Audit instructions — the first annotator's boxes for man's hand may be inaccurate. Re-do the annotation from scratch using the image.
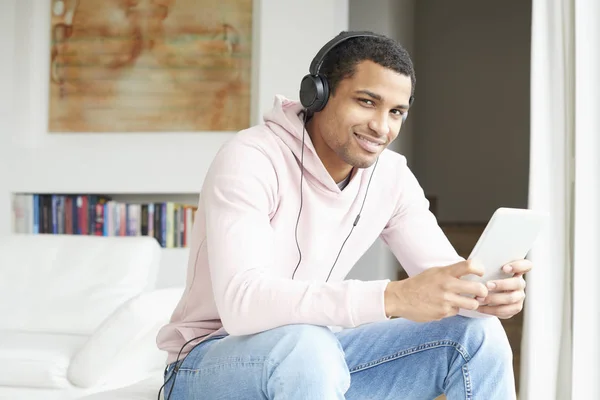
[384,260,489,322]
[476,259,532,319]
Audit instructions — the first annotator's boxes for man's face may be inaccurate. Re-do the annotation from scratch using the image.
[311,60,413,173]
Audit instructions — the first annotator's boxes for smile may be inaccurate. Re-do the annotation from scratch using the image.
[354,132,384,153]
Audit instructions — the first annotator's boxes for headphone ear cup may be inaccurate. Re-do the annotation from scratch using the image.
[300,74,329,113]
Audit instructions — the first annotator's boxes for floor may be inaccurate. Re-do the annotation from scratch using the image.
[400,223,524,400]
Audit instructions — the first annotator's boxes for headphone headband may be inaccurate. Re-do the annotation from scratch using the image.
[300,31,414,114]
[309,31,380,76]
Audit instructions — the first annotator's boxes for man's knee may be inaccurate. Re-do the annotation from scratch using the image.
[265,324,350,388]
[456,316,513,365]
[268,324,345,361]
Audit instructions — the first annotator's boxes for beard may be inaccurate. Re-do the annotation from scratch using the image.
[333,139,381,169]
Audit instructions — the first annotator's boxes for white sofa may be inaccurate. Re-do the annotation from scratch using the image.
[78,376,166,400]
[0,234,182,400]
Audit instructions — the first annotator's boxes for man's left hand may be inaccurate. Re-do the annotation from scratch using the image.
[476,259,532,319]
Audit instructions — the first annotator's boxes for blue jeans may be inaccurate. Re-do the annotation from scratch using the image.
[163,315,515,399]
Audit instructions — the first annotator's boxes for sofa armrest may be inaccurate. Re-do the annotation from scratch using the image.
[67,287,183,388]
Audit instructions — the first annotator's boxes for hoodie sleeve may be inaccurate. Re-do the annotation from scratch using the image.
[203,140,389,336]
[379,157,465,277]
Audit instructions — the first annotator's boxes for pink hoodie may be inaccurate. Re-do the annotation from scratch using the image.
[156,95,463,364]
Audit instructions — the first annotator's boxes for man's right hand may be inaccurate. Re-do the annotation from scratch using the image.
[384,260,489,322]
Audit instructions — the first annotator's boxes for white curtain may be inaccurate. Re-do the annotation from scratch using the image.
[521,0,600,399]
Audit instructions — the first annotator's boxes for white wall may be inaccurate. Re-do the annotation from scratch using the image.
[0,0,347,227]
[3,0,348,195]
[0,1,16,238]
[0,0,350,286]
[412,0,531,223]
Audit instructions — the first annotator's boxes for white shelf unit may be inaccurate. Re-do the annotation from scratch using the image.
[111,194,197,288]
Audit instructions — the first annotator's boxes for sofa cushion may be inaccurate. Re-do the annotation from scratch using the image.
[68,288,183,388]
[0,331,88,389]
[78,376,164,400]
[0,235,161,335]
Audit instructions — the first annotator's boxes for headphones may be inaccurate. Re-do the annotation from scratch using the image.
[299,31,413,123]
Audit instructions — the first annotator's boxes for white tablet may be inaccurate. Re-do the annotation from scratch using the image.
[462,207,548,284]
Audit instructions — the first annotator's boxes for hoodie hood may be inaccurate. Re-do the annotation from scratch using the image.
[262,95,355,192]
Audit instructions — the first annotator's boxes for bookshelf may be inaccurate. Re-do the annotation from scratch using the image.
[10,192,199,288]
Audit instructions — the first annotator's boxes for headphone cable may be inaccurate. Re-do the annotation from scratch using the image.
[157,333,209,400]
[292,109,378,282]
[325,157,378,282]
[291,111,309,280]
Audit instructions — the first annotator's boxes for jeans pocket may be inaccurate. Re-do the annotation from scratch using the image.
[169,334,229,374]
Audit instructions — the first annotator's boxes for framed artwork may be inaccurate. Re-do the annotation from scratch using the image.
[48,0,253,133]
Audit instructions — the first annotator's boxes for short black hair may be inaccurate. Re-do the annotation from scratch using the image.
[319,31,416,99]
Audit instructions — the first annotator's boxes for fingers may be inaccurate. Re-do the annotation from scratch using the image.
[450,278,488,298]
[482,290,526,306]
[502,259,533,275]
[447,293,480,312]
[486,276,526,292]
[448,260,485,278]
[477,302,523,319]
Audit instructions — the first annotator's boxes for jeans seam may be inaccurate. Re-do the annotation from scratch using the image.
[348,339,472,373]
[178,357,269,373]
[462,363,473,400]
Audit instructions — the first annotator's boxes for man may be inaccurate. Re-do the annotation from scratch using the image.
[156,31,531,399]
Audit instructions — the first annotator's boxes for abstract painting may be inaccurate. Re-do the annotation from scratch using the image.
[48,0,253,132]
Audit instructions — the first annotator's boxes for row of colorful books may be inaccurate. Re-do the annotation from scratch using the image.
[11,194,197,248]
